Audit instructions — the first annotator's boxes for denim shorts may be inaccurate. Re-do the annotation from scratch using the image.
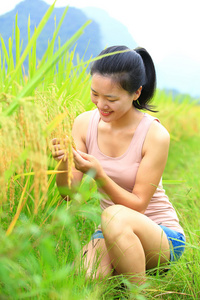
[159,225,186,261]
[91,225,186,262]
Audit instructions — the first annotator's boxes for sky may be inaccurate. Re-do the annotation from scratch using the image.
[0,0,200,96]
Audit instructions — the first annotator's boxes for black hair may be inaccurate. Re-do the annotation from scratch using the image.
[90,45,157,112]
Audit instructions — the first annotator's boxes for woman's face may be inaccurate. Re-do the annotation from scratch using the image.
[91,73,138,123]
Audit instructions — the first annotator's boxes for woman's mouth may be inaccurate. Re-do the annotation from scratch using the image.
[99,110,112,116]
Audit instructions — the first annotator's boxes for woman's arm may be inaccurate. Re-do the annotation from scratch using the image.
[51,111,92,197]
[73,121,170,213]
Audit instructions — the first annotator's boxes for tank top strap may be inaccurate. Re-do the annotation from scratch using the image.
[129,113,160,161]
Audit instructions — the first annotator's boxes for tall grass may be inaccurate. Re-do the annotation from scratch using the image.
[0,3,200,299]
[0,2,92,218]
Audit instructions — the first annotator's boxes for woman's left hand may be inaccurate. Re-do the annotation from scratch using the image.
[72,149,104,179]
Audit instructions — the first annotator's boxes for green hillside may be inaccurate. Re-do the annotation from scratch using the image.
[0,0,102,69]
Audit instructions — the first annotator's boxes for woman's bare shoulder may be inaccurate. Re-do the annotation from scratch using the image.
[150,120,170,143]
[74,110,94,123]
[143,120,170,155]
[72,110,95,142]
[73,110,94,131]
[146,121,170,147]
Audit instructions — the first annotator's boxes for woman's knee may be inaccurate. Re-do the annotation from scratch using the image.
[101,205,123,228]
[101,205,141,228]
[101,205,132,242]
[101,205,149,241]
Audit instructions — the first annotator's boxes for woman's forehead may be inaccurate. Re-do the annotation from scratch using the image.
[91,73,120,91]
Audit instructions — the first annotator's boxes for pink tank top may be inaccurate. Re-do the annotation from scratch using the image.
[86,109,184,235]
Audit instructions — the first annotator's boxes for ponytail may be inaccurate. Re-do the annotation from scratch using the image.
[134,47,157,112]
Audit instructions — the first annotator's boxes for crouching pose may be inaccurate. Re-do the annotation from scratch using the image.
[51,46,185,285]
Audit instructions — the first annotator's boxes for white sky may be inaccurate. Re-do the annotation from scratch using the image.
[69,0,200,65]
[0,0,200,95]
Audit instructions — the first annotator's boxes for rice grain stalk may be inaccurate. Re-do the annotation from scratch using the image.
[9,176,15,212]
[6,176,30,236]
[0,114,21,204]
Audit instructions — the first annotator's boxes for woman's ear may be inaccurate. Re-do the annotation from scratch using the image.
[133,86,142,101]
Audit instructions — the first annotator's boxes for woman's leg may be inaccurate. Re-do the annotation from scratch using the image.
[101,205,171,285]
[82,238,113,279]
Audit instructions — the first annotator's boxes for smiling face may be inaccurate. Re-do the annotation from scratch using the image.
[91,73,141,123]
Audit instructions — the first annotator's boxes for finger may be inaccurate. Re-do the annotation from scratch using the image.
[52,137,71,149]
[52,149,66,158]
[72,149,87,163]
[52,139,63,147]
[72,148,78,156]
[50,145,61,154]
[52,144,62,151]
[54,154,66,161]
[73,149,84,162]
[72,148,80,161]
[77,150,91,161]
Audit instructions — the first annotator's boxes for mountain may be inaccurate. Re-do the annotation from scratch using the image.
[0,0,102,68]
[82,7,137,50]
[0,0,137,70]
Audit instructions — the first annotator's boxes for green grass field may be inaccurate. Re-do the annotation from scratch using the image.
[0,4,199,299]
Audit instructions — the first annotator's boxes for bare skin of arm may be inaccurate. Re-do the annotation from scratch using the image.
[51,111,92,197]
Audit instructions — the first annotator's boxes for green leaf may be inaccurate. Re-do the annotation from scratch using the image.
[4,0,57,92]
[39,5,69,65]
[0,35,9,66]
[0,20,90,121]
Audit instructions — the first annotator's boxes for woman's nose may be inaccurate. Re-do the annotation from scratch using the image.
[97,98,109,109]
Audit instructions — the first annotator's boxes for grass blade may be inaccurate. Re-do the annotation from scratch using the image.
[4,0,56,92]
[39,5,69,66]
[0,35,9,66]
[0,20,91,121]
[6,176,30,236]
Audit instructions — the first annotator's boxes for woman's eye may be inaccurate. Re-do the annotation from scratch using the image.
[108,99,117,102]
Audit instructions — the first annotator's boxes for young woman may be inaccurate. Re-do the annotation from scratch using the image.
[51,46,185,285]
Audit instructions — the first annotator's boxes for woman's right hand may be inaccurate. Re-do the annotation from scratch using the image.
[51,138,68,162]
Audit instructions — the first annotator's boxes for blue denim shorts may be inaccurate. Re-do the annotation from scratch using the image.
[159,225,186,261]
[91,226,186,262]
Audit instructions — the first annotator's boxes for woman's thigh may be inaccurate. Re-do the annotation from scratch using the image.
[101,205,171,270]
